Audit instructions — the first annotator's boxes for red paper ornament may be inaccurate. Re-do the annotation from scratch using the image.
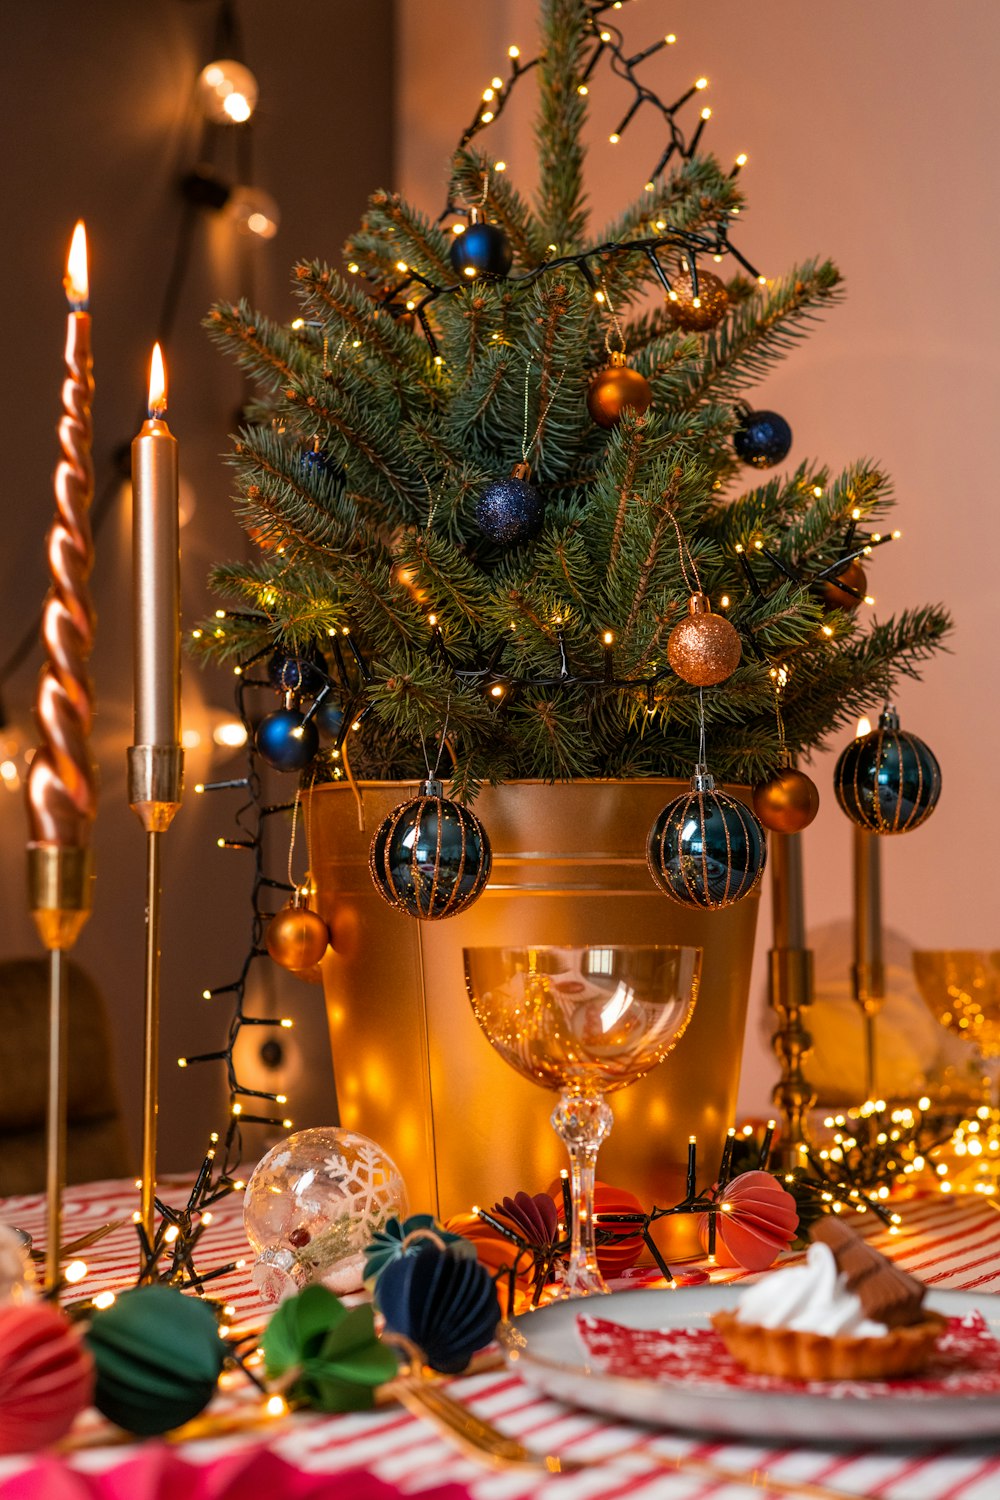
[697,1170,798,1272]
[548,1180,645,1279]
[0,1301,94,1453]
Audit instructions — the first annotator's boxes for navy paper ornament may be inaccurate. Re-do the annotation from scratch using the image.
[475,463,543,546]
[267,651,326,696]
[449,217,513,281]
[376,1242,500,1374]
[255,708,319,772]
[733,409,793,469]
[370,779,491,920]
[834,704,941,834]
[647,767,766,908]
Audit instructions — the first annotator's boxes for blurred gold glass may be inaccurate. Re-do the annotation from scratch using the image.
[913,951,1000,1190]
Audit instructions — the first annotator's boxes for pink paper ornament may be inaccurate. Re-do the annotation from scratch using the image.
[697,1169,799,1272]
[0,1301,93,1454]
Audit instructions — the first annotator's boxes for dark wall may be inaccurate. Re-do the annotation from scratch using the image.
[0,1,395,1172]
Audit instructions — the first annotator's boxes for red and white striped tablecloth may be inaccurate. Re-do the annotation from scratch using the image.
[2,1178,1000,1500]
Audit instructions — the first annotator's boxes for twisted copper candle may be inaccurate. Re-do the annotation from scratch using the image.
[27,223,97,849]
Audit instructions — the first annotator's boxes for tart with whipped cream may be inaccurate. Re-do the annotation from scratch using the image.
[712,1216,946,1380]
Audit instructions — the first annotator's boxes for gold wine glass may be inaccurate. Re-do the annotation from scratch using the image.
[463,945,701,1298]
[913,952,1000,1110]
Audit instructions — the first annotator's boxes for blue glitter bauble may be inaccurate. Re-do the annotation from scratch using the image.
[834,706,941,833]
[733,409,793,469]
[647,773,766,908]
[475,476,543,546]
[267,651,326,696]
[449,222,513,281]
[255,709,319,773]
[369,779,491,920]
[301,444,339,475]
[376,1242,500,1374]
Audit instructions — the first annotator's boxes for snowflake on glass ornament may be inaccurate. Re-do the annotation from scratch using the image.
[243,1127,407,1301]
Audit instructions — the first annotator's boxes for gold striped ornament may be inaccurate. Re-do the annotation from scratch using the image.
[369,778,492,920]
[647,766,766,909]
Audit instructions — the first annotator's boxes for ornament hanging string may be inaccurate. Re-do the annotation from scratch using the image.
[420,697,452,782]
[521,356,565,468]
[286,770,319,895]
[599,282,627,359]
[697,686,708,767]
[668,509,702,596]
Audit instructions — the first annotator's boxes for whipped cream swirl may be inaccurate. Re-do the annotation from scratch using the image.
[736,1241,887,1338]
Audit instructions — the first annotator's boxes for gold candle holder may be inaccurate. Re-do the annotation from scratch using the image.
[768,828,815,1169]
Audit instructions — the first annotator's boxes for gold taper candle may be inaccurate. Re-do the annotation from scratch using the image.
[128,343,182,1259]
[26,221,97,1292]
[131,344,180,751]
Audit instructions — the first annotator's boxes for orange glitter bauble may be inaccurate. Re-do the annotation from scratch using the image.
[586,357,653,429]
[667,593,742,686]
[667,268,729,332]
[266,901,330,971]
[752,765,820,834]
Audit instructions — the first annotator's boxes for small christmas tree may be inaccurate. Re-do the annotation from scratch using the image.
[199,0,949,802]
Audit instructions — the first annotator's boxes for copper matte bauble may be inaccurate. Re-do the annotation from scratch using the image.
[586,354,653,428]
[667,268,730,332]
[819,559,866,611]
[752,763,820,833]
[667,593,742,686]
[266,899,330,970]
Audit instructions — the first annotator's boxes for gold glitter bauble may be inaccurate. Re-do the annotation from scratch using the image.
[667,593,742,686]
[752,765,820,833]
[266,901,330,971]
[819,559,866,611]
[586,355,653,428]
[667,268,730,332]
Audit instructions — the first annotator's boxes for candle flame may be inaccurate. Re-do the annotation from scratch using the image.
[148,343,167,416]
[856,716,872,738]
[65,221,89,307]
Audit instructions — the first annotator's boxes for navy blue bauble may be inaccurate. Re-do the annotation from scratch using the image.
[449,221,513,281]
[733,409,793,469]
[315,697,346,740]
[475,473,543,546]
[369,778,491,920]
[255,709,319,773]
[834,705,941,834]
[376,1241,500,1374]
[301,444,336,473]
[647,770,766,908]
[267,651,326,696]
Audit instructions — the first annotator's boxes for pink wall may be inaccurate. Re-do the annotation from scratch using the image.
[398,1,1000,1113]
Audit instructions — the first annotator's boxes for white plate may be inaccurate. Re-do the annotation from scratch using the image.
[499,1285,1000,1444]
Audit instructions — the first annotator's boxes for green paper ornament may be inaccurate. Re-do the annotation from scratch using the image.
[262,1283,398,1412]
[84,1284,225,1436]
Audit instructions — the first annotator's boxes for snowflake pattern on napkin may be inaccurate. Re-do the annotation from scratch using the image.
[577,1311,1000,1399]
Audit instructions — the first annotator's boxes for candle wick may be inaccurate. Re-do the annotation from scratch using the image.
[63,280,89,313]
[148,401,167,420]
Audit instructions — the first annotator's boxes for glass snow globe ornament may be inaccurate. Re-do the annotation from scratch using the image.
[244,1127,406,1302]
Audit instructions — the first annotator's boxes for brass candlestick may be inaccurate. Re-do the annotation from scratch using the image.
[26,225,97,1292]
[768,829,815,1169]
[127,747,183,1252]
[853,825,885,1100]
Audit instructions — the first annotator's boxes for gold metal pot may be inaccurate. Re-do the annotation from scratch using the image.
[309,779,760,1250]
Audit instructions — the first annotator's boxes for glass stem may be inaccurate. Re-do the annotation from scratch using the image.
[551,1087,614,1296]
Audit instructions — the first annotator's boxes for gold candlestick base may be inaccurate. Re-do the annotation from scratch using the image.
[27,842,94,1292]
[128,744,183,1259]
